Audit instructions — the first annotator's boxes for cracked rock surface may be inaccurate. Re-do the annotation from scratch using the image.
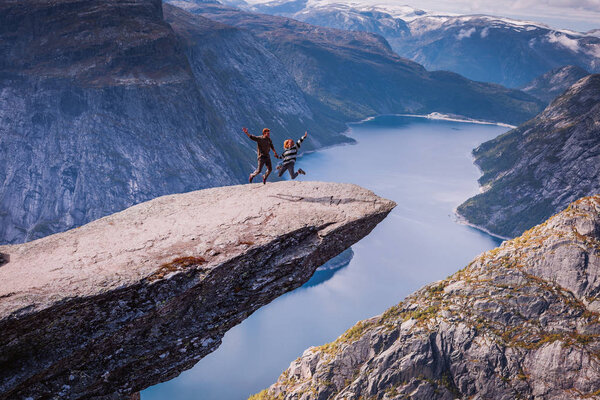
[0,181,395,400]
[256,195,600,400]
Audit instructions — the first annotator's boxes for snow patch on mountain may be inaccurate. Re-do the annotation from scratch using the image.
[546,32,581,52]
[456,26,476,39]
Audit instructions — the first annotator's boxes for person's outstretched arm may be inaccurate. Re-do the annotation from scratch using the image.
[270,141,280,159]
[297,131,308,147]
[242,127,257,141]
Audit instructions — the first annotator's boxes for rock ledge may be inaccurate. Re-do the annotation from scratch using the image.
[0,181,395,400]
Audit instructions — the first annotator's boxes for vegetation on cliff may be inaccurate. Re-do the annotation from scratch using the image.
[255,195,600,399]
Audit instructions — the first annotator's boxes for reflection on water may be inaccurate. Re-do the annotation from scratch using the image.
[142,116,506,400]
[304,248,354,288]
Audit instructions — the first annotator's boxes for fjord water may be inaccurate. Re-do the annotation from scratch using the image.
[143,115,506,400]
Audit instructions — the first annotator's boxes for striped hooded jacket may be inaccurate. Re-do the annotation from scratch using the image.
[282,136,305,166]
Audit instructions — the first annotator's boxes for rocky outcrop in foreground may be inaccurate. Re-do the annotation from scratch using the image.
[254,196,600,400]
[458,74,600,238]
[0,182,395,400]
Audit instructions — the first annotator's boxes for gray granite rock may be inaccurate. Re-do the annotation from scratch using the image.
[254,195,600,400]
[0,181,395,400]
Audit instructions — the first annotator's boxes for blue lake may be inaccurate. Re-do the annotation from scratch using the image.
[142,115,507,400]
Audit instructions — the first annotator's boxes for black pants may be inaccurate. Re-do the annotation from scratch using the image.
[278,162,299,179]
[250,156,272,180]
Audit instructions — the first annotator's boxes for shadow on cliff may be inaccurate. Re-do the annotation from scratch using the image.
[270,194,375,205]
[0,253,9,267]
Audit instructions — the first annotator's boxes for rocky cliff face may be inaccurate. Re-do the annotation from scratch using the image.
[253,195,600,400]
[522,65,590,104]
[0,181,395,400]
[457,74,600,238]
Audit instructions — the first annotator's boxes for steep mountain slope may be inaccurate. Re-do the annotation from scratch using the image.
[243,1,600,88]
[0,0,348,245]
[163,4,349,149]
[521,65,590,104]
[170,1,543,124]
[457,74,600,238]
[0,0,231,244]
[252,195,600,400]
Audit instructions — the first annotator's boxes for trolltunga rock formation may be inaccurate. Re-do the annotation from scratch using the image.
[255,195,600,400]
[0,181,395,400]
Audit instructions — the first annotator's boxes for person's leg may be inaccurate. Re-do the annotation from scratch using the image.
[279,163,291,179]
[249,158,264,183]
[262,157,272,184]
[288,162,299,179]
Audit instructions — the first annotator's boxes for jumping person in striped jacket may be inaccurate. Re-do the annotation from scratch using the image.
[277,131,308,179]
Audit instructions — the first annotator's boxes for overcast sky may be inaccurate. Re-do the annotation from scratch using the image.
[371,0,600,31]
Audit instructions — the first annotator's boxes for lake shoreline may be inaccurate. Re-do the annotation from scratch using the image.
[358,112,517,129]
[453,209,512,241]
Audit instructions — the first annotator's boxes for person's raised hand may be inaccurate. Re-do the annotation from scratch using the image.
[303,131,308,139]
[242,127,248,134]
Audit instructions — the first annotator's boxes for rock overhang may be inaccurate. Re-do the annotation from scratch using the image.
[0,181,395,399]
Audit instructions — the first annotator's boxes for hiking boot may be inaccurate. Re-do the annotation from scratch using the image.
[298,168,306,175]
[249,175,254,183]
[262,175,267,184]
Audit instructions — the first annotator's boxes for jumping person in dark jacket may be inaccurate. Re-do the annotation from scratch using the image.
[243,127,280,184]
[277,131,307,179]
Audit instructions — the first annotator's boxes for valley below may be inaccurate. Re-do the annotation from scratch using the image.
[143,115,508,399]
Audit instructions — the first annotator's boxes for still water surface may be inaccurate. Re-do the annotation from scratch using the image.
[143,115,507,400]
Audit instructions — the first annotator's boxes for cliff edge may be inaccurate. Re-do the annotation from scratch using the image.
[0,181,395,400]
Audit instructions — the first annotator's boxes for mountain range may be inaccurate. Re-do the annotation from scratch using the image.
[239,0,600,88]
[167,0,544,124]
